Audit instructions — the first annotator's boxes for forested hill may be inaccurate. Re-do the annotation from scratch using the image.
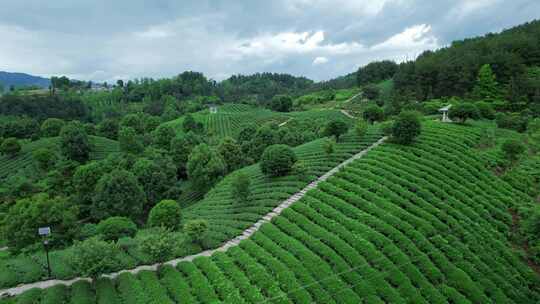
[393,20,540,102]
[0,72,50,91]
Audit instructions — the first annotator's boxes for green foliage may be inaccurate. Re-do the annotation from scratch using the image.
[362,105,384,123]
[60,121,91,163]
[73,161,109,214]
[501,139,526,162]
[152,124,175,150]
[187,143,226,191]
[170,132,202,176]
[355,119,369,138]
[292,160,310,182]
[182,114,203,134]
[217,137,244,173]
[92,169,145,221]
[472,64,502,102]
[0,137,21,157]
[70,237,123,278]
[138,228,178,263]
[270,95,293,112]
[132,157,176,207]
[97,119,119,140]
[391,111,422,145]
[363,84,380,100]
[118,127,143,154]
[40,118,65,137]
[260,144,297,177]
[323,138,335,156]
[184,219,209,244]
[357,60,398,85]
[449,103,480,123]
[495,112,529,133]
[231,172,251,202]
[148,200,182,230]
[323,120,349,141]
[97,216,137,241]
[32,147,57,171]
[475,101,495,120]
[4,193,78,252]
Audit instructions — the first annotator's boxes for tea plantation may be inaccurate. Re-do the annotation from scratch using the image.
[3,122,537,303]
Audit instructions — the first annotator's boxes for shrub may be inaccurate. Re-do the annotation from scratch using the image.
[231,172,251,202]
[97,216,137,241]
[380,121,393,136]
[118,127,143,154]
[40,118,65,137]
[152,125,175,150]
[501,139,526,162]
[148,200,182,230]
[70,237,122,278]
[448,103,480,123]
[184,219,209,245]
[60,121,91,163]
[292,160,310,182]
[323,120,349,141]
[32,148,57,171]
[0,137,21,157]
[363,84,380,100]
[362,105,384,123]
[355,119,369,138]
[260,144,297,177]
[323,138,335,156]
[475,101,495,120]
[270,95,293,112]
[138,228,178,263]
[495,113,528,133]
[391,111,422,145]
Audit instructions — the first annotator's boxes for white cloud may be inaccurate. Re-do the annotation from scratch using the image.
[313,56,329,65]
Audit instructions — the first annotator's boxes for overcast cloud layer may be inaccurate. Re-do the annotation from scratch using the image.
[1,0,539,82]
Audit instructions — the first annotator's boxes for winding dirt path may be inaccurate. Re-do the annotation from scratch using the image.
[0,137,387,298]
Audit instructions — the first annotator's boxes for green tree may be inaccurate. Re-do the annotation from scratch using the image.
[362,105,384,124]
[182,114,203,133]
[449,103,480,123]
[148,200,182,230]
[472,64,502,102]
[391,111,422,145]
[355,119,369,138]
[32,147,57,171]
[40,118,65,137]
[323,138,335,156]
[363,84,380,100]
[501,139,526,162]
[152,125,176,150]
[133,158,176,207]
[118,127,143,154]
[170,132,202,177]
[231,172,251,202]
[70,237,123,278]
[292,160,310,182]
[323,120,349,142]
[4,194,78,252]
[138,228,178,263]
[475,101,495,120]
[0,137,21,157]
[73,161,109,215]
[184,219,209,245]
[92,169,145,221]
[260,144,297,177]
[270,95,293,112]
[218,137,244,173]
[97,216,137,241]
[60,121,91,163]
[120,114,145,134]
[97,119,119,140]
[187,144,227,190]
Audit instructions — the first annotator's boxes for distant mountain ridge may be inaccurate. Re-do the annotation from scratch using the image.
[0,71,50,90]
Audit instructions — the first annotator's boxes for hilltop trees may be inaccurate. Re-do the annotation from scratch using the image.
[260,144,297,177]
[391,111,422,145]
[60,122,91,163]
[357,60,398,85]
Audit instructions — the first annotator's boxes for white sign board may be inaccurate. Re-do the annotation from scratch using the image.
[38,227,51,236]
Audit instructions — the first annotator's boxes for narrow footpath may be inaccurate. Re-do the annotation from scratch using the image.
[0,136,387,298]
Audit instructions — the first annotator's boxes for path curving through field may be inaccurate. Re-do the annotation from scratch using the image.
[0,136,387,298]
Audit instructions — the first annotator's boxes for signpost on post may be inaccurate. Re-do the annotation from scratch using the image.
[38,227,52,279]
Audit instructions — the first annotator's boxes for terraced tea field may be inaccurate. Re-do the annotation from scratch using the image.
[4,121,537,303]
[0,136,120,180]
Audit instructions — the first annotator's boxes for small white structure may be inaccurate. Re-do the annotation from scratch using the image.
[439,105,452,122]
[209,104,218,114]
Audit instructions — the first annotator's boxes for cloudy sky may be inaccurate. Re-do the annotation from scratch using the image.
[1,0,539,82]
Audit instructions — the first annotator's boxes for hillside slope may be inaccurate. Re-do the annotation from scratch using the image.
[4,121,538,303]
[0,72,50,90]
